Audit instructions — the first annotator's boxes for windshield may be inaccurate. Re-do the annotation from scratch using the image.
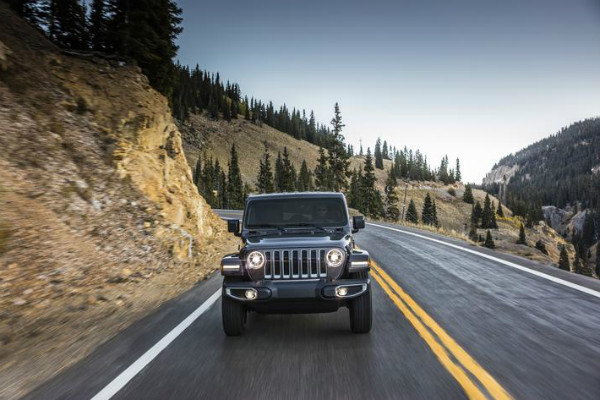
[245,197,348,228]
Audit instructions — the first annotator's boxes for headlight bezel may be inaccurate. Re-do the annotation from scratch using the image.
[326,248,346,268]
[246,251,265,269]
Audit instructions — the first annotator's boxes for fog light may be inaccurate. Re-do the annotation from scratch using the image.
[336,287,348,297]
[245,289,257,300]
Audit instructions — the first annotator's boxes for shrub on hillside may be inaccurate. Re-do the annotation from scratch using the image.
[483,230,495,249]
[535,240,548,255]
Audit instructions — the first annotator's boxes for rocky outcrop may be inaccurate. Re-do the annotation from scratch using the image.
[542,206,571,232]
[482,164,519,186]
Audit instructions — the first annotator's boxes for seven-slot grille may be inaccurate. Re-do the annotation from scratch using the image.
[263,249,328,279]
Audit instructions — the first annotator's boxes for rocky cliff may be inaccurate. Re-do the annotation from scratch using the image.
[0,5,235,398]
[481,164,519,186]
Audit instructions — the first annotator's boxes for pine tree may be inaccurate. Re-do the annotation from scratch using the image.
[382,140,389,159]
[361,148,379,218]
[582,213,596,248]
[438,155,450,184]
[256,145,274,193]
[516,223,526,245]
[193,157,202,186]
[8,0,41,24]
[274,151,284,192]
[455,158,462,182]
[463,184,474,204]
[89,0,108,51]
[280,147,295,192]
[490,202,498,229]
[347,169,363,211]
[432,199,439,227]
[314,147,330,191]
[218,170,227,209]
[406,199,419,224]
[106,0,183,96]
[208,96,219,120]
[481,194,493,228]
[385,169,400,221]
[200,155,216,206]
[226,144,244,209]
[484,230,495,249]
[297,160,312,191]
[374,138,384,169]
[374,190,386,218]
[468,224,478,242]
[244,101,251,120]
[222,99,231,121]
[46,0,89,50]
[496,200,505,218]
[471,201,483,226]
[558,246,570,271]
[422,193,435,226]
[327,103,350,191]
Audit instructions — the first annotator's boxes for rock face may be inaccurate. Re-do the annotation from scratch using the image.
[543,206,571,232]
[0,5,235,397]
[481,164,519,186]
[542,206,589,237]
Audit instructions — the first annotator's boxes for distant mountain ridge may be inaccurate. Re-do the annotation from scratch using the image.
[483,118,600,210]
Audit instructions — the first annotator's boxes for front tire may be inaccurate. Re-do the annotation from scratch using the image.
[222,294,246,336]
[349,272,372,334]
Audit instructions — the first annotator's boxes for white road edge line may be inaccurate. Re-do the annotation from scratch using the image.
[367,222,600,300]
[91,289,222,400]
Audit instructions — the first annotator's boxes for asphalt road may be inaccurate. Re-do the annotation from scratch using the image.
[24,210,600,400]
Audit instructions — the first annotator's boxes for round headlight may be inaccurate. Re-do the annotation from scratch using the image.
[326,249,345,268]
[247,251,265,269]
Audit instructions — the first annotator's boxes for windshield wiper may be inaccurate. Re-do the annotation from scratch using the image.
[247,225,285,236]
[247,224,280,229]
[281,223,328,232]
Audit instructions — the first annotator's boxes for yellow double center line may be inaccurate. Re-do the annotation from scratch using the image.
[369,261,512,400]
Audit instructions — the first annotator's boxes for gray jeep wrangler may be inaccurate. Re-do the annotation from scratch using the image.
[221,192,371,336]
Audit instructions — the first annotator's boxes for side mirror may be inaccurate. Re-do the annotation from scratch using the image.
[352,215,365,233]
[227,219,241,237]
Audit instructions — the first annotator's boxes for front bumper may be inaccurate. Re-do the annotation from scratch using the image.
[223,278,369,313]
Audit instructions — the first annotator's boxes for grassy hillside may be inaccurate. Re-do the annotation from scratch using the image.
[387,182,571,265]
[181,112,392,190]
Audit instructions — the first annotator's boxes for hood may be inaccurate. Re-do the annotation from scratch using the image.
[243,230,351,250]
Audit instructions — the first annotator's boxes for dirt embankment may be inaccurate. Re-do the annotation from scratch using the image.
[0,4,236,398]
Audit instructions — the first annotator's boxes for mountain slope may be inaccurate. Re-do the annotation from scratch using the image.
[180,112,392,189]
[483,118,600,209]
[0,5,235,398]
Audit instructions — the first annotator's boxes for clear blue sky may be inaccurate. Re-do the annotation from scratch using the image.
[175,0,600,183]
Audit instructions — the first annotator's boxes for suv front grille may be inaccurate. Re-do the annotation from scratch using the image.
[263,249,327,279]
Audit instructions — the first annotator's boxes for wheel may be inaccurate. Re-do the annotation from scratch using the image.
[222,293,246,336]
[349,271,372,334]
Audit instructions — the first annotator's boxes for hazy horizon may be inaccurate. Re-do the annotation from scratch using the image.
[175,0,600,183]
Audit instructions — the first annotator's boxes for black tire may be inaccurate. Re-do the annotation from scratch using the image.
[222,294,246,336]
[349,271,372,334]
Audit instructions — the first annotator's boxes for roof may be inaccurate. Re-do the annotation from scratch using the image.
[247,192,346,200]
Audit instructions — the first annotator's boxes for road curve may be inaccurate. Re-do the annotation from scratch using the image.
[24,211,600,400]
